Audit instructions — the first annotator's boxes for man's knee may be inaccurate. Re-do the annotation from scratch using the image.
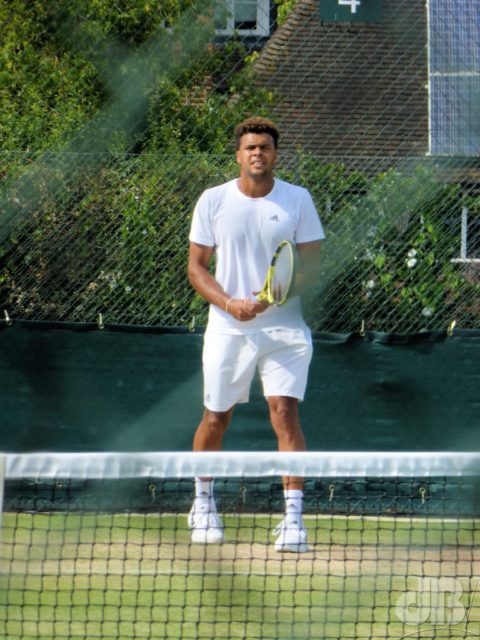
[268,397,305,450]
[268,397,299,425]
[202,408,232,435]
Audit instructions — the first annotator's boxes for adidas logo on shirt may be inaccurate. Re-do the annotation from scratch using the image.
[270,215,280,222]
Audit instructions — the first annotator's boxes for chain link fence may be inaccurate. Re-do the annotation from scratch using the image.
[1,0,479,333]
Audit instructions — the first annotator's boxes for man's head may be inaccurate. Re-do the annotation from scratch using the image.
[235,116,280,150]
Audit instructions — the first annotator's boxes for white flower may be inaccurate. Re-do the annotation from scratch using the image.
[406,258,417,268]
[407,248,417,258]
[365,280,376,290]
[125,286,132,293]
[422,306,433,317]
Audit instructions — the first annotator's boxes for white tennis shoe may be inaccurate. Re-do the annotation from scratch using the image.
[188,505,224,544]
[273,517,309,553]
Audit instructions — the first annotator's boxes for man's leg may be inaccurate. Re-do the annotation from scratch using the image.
[189,408,233,544]
[193,407,234,451]
[190,330,258,544]
[267,396,309,553]
[267,395,305,489]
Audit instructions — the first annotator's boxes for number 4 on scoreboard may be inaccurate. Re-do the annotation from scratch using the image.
[338,0,361,14]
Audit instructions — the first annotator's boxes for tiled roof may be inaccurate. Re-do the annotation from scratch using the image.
[253,0,428,158]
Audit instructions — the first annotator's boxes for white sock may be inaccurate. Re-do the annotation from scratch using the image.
[194,479,215,512]
[284,489,304,524]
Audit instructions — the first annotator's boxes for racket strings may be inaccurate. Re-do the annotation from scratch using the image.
[271,246,294,303]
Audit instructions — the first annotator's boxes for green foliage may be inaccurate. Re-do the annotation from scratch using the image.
[2,146,477,330]
[301,160,480,331]
[79,152,237,324]
[278,152,369,222]
[0,0,275,326]
[0,2,102,158]
[0,1,272,163]
[146,39,275,153]
[0,152,237,325]
[274,0,298,25]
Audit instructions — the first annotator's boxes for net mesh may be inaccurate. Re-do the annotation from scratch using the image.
[1,452,479,640]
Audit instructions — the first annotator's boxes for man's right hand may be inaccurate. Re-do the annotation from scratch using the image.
[226,297,269,321]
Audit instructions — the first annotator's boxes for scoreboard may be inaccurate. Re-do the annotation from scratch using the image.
[319,0,383,23]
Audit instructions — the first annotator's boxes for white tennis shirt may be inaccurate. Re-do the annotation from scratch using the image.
[189,177,325,334]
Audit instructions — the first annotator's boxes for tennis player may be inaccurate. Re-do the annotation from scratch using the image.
[188,116,325,552]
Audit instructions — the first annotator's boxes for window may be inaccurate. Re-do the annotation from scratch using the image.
[427,0,480,156]
[215,0,270,36]
[451,202,480,263]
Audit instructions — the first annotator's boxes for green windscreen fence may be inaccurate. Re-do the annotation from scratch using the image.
[0,321,479,453]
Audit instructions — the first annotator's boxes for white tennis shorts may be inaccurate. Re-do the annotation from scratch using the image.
[202,327,313,412]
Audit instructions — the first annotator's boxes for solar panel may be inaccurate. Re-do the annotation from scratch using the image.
[428,0,480,155]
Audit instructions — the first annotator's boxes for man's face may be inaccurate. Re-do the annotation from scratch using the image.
[236,132,277,179]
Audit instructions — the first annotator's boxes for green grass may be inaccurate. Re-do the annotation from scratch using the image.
[1,512,479,639]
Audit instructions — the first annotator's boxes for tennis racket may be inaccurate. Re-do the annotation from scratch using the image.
[257,240,297,306]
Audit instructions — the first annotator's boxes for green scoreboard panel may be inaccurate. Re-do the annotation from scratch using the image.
[319,0,383,23]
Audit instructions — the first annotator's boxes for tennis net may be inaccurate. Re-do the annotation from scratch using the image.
[1,451,479,639]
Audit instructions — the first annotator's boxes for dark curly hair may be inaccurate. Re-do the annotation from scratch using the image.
[234,116,280,149]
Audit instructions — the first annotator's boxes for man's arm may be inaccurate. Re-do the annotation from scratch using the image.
[188,241,265,321]
[188,241,228,310]
[294,240,323,297]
